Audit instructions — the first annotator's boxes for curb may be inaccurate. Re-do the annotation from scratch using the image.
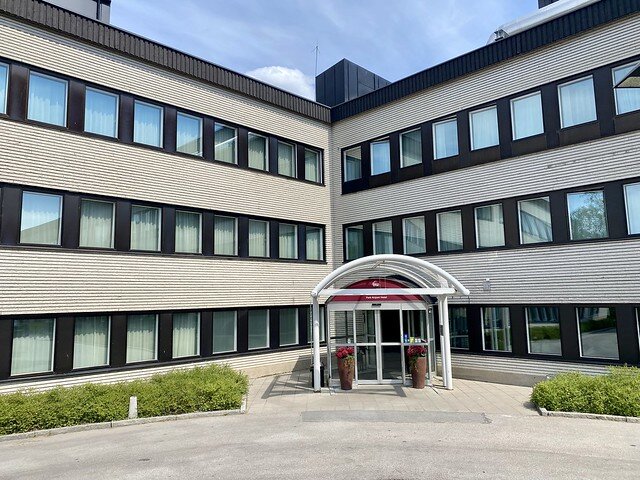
[537,406,640,423]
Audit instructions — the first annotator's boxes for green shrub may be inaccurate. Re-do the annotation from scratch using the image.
[531,366,640,417]
[0,364,248,435]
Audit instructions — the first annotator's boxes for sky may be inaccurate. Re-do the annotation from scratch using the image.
[110,1,540,100]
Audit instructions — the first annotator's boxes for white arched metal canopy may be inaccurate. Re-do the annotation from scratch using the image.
[310,254,470,392]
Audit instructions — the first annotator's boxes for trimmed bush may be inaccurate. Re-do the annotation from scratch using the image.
[531,366,640,417]
[0,364,248,435]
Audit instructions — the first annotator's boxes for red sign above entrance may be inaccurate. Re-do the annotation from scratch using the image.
[331,278,423,303]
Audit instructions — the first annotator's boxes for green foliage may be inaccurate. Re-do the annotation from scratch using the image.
[528,325,561,341]
[0,365,248,435]
[531,366,640,417]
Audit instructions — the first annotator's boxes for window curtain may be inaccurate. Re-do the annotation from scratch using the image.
[404,217,426,254]
[433,120,458,159]
[279,224,297,259]
[11,318,55,375]
[248,310,269,349]
[278,142,295,177]
[172,312,200,358]
[567,191,608,240]
[215,124,237,163]
[526,307,561,355]
[73,316,110,369]
[176,113,202,156]
[175,211,201,254]
[476,204,505,247]
[437,211,463,252]
[1,64,9,114]
[131,205,160,251]
[248,220,268,257]
[401,130,422,167]
[373,221,393,254]
[213,311,236,353]
[126,315,157,363]
[559,78,597,128]
[347,226,364,260]
[28,73,67,126]
[20,192,62,245]
[344,148,362,181]
[304,149,320,182]
[279,308,298,346]
[214,216,237,255]
[80,199,114,248]
[371,141,391,175]
[248,133,267,170]
[449,307,469,349]
[133,102,162,147]
[306,227,323,261]
[84,88,117,137]
[577,307,618,359]
[512,93,544,140]
[470,107,499,150]
[625,183,640,234]
[519,198,552,244]
[482,307,511,352]
[614,65,640,115]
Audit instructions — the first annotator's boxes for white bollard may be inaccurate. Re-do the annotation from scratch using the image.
[128,396,138,419]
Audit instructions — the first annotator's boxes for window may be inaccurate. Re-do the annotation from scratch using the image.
[469,106,499,150]
[248,219,269,257]
[624,183,640,235]
[28,72,67,126]
[172,312,200,358]
[567,191,608,240]
[279,308,298,346]
[175,211,201,254]
[176,112,202,156]
[482,307,511,352]
[558,76,597,128]
[248,309,269,350]
[371,139,391,175]
[433,118,459,159]
[80,199,115,249]
[437,210,463,252]
[511,92,544,140]
[0,62,7,114]
[133,100,163,147]
[475,204,505,248]
[279,223,298,259]
[449,307,468,349]
[403,216,426,254]
[400,129,422,168]
[373,220,393,254]
[526,307,561,355]
[84,87,118,138]
[306,226,324,261]
[73,316,110,369]
[11,318,55,376]
[212,311,237,353]
[577,307,618,360]
[214,215,237,255]
[131,205,161,251]
[308,308,326,343]
[126,314,158,363]
[248,132,268,171]
[304,148,322,182]
[518,197,552,244]
[278,141,296,177]
[20,192,62,245]
[346,225,364,260]
[613,63,640,115]
[214,123,237,164]
[344,146,362,181]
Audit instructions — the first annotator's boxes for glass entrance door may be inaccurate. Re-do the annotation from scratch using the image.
[355,310,404,384]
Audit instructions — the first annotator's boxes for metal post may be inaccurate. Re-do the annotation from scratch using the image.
[439,296,453,390]
[312,295,322,392]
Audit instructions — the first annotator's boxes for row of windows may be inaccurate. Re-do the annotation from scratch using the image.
[342,62,640,182]
[345,180,640,259]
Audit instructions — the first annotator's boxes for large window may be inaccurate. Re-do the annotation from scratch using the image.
[371,139,391,176]
[175,210,201,254]
[248,309,269,350]
[133,100,163,147]
[279,223,298,259]
[577,307,619,360]
[526,307,561,355]
[400,129,422,168]
[482,307,511,352]
[346,225,364,260]
[449,307,469,349]
[11,318,55,376]
[567,191,608,240]
[304,148,322,183]
[214,123,237,164]
[306,226,324,261]
[28,72,67,126]
[214,215,237,255]
[373,220,393,255]
[475,204,505,248]
[278,141,296,177]
[518,197,552,244]
[308,308,326,343]
[344,146,362,181]
[176,112,203,156]
[279,308,299,346]
[613,63,640,115]
[403,216,426,254]
[172,312,200,358]
[624,183,640,235]
[433,118,459,159]
[558,76,597,128]
[212,310,237,353]
[437,210,463,252]
[511,92,544,140]
[73,316,110,369]
[248,219,269,257]
[80,199,114,249]
[84,87,118,138]
[248,133,268,171]
[126,314,158,363]
[20,192,63,246]
[0,62,7,115]
[131,205,161,251]
[469,106,499,150]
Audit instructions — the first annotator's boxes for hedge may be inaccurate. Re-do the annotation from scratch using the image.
[0,364,248,435]
[531,366,640,417]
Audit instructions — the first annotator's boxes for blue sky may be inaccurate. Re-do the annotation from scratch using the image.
[111,1,540,99]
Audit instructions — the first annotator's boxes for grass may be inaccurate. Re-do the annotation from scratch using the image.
[0,364,248,435]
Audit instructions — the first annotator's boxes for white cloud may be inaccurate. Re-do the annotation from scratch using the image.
[245,66,315,99]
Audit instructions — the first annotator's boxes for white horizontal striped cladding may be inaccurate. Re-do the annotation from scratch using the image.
[0,249,332,315]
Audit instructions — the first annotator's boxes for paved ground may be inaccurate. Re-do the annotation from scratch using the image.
[0,373,638,479]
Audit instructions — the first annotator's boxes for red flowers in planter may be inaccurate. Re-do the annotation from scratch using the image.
[407,345,427,358]
[336,346,355,359]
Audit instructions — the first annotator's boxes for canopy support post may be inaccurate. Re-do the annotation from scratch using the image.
[312,295,322,392]
[438,296,453,390]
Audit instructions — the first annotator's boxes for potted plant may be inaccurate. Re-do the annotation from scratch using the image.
[407,345,427,389]
[336,346,355,390]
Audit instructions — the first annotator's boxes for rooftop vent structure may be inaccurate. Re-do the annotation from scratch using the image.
[43,0,111,23]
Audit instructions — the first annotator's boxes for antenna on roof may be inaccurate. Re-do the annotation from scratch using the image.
[313,43,320,77]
